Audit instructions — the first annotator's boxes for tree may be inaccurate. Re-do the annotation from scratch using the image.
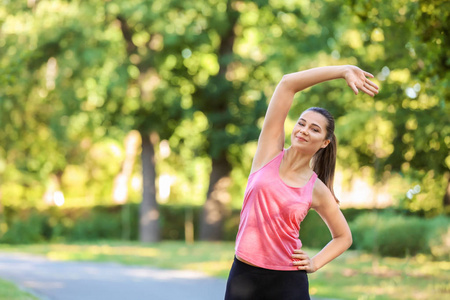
[187,0,269,240]
[1,0,192,242]
[0,1,79,208]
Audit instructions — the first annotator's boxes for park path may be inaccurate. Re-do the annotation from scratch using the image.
[0,252,226,300]
[0,252,333,300]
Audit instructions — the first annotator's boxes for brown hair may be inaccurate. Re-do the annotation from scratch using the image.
[305,107,339,203]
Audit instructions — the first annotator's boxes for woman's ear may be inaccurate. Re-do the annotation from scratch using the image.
[321,139,330,149]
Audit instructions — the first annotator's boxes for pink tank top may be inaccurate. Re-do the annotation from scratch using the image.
[235,149,317,270]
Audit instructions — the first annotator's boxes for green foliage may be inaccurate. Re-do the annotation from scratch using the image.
[1,0,448,222]
[0,204,290,243]
[1,137,126,208]
[299,210,331,248]
[1,206,448,261]
[377,216,429,257]
[1,211,51,244]
[339,0,450,213]
[299,208,378,249]
[426,215,450,260]
[159,205,201,240]
[350,212,379,252]
[0,204,203,243]
[70,210,123,241]
[349,212,448,257]
[400,170,448,217]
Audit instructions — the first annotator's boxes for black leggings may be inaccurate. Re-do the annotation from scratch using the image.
[224,257,310,300]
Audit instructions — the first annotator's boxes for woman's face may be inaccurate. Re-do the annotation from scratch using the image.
[291,111,330,153]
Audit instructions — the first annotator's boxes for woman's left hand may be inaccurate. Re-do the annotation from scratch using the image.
[292,249,317,273]
[343,65,379,97]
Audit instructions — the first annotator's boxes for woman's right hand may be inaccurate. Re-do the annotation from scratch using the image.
[343,65,379,96]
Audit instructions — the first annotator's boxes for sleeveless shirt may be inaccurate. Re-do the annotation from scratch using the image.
[235,149,318,270]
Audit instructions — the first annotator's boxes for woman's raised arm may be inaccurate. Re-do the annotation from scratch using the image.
[251,65,378,174]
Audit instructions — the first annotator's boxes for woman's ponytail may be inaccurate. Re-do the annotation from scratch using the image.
[306,107,339,203]
[311,133,338,203]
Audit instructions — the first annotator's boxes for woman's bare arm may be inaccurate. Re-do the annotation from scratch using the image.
[292,180,352,272]
[251,65,378,174]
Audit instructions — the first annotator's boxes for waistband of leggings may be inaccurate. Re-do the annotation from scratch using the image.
[233,256,304,274]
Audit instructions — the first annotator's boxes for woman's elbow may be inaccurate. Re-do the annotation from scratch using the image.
[280,73,293,84]
[279,74,295,90]
[332,231,352,250]
[345,232,353,249]
[337,230,352,250]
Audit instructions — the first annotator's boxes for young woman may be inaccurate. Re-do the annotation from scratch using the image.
[224,65,379,299]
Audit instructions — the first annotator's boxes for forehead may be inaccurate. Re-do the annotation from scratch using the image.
[298,111,328,127]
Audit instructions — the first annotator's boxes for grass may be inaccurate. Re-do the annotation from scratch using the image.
[308,251,450,300]
[0,278,39,300]
[0,241,449,300]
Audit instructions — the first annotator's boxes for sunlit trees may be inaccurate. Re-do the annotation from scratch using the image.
[1,0,190,242]
[1,0,448,244]
[342,0,450,214]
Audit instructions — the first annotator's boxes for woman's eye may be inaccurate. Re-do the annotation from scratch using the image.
[313,128,319,132]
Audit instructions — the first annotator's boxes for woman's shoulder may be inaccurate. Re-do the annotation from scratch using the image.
[311,177,334,208]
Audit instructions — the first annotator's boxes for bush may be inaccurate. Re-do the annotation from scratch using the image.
[0,204,204,243]
[1,211,51,244]
[348,212,378,252]
[70,211,122,241]
[1,204,447,259]
[299,210,331,248]
[378,215,429,256]
[159,205,201,240]
[350,212,433,257]
[65,205,142,241]
[299,208,376,249]
[426,215,450,260]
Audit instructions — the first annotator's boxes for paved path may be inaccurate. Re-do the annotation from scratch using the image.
[0,252,333,300]
[0,252,227,300]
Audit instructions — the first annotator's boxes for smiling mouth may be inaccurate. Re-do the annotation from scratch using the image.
[296,136,307,142]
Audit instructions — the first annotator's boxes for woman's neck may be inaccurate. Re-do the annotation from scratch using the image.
[282,147,313,174]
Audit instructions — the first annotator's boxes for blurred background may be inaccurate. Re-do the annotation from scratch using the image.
[0,0,449,298]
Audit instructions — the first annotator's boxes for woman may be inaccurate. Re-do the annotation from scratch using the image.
[224,65,379,299]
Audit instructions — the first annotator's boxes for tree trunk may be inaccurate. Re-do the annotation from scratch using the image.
[444,177,450,214]
[198,0,239,241]
[139,131,160,243]
[199,157,232,240]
